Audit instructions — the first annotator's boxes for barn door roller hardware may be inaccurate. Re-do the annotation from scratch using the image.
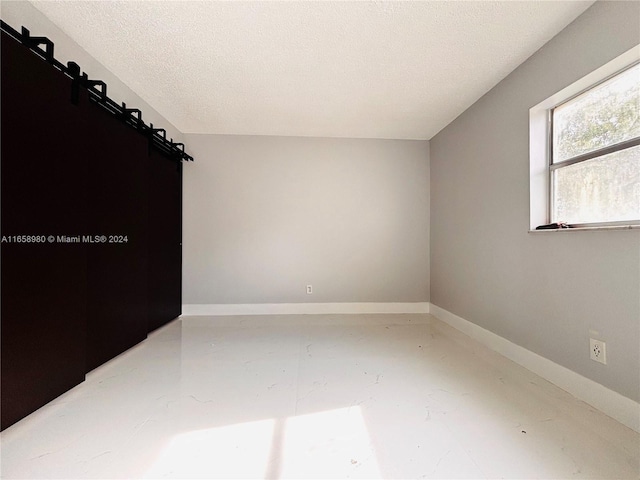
[1,20,194,163]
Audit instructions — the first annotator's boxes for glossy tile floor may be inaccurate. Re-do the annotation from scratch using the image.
[1,314,638,479]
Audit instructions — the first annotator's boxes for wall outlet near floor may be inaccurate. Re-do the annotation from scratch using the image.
[306,284,313,294]
[589,338,607,365]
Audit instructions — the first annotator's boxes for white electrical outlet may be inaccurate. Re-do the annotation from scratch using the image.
[306,285,313,294]
[589,338,607,365]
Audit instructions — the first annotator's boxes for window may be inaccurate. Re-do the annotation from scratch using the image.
[529,46,640,230]
[551,63,639,226]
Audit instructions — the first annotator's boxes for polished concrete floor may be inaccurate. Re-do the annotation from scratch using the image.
[1,314,638,479]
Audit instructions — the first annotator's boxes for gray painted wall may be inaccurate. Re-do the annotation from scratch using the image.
[183,135,429,304]
[430,1,640,402]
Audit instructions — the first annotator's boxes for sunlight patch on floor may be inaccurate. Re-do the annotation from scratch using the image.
[142,407,381,479]
[143,418,276,479]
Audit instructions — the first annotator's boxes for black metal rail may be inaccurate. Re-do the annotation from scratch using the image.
[1,20,194,162]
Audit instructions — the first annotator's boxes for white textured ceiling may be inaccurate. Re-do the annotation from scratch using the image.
[29,0,594,140]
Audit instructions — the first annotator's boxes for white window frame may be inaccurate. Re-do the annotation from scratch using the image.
[529,45,640,231]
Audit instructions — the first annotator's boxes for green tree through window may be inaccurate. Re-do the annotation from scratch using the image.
[551,63,640,225]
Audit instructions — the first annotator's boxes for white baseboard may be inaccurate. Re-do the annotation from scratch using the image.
[429,303,640,433]
[182,302,430,316]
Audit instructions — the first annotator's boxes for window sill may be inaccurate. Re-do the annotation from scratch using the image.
[528,225,640,233]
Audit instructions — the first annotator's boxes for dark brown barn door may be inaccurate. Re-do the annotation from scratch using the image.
[1,30,183,430]
[1,32,88,430]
